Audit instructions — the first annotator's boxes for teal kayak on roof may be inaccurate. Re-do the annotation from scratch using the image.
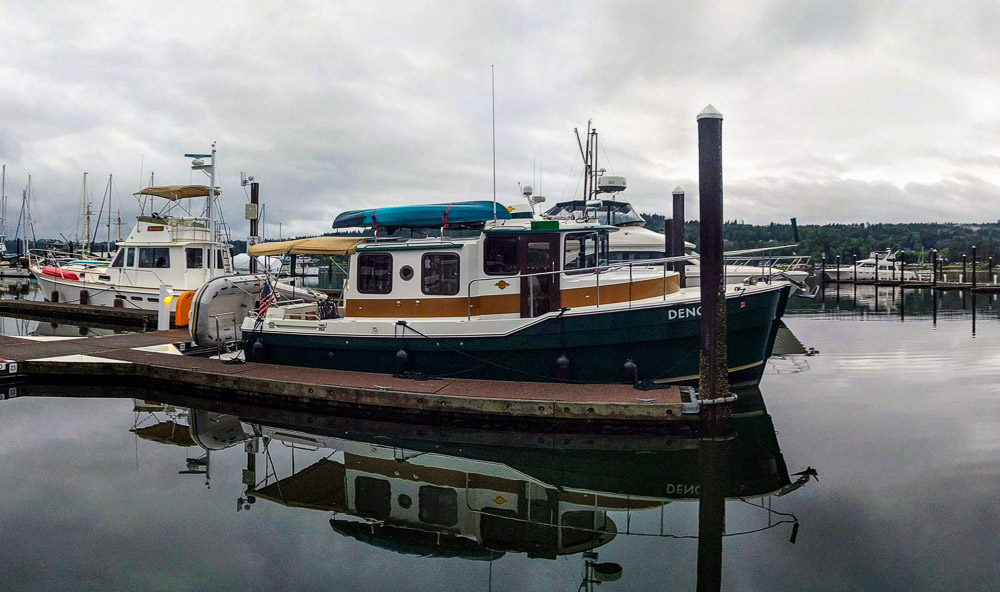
[332,201,512,229]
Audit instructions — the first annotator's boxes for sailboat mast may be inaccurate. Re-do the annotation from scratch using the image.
[208,143,216,271]
[84,172,91,251]
[26,175,36,250]
[590,128,598,199]
[583,121,591,200]
[106,174,113,256]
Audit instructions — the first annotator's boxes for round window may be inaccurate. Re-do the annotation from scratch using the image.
[398,494,413,509]
[400,265,414,281]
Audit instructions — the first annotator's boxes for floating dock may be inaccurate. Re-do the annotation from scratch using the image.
[0,299,173,328]
[0,329,695,427]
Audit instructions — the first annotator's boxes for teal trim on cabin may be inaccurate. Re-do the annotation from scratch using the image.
[357,242,466,252]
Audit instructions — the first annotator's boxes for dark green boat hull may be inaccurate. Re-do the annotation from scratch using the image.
[243,284,791,386]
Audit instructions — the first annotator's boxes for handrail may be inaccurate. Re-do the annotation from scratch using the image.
[30,248,177,286]
[465,254,691,320]
[209,311,238,356]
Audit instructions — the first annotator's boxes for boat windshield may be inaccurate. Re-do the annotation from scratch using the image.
[544,201,645,226]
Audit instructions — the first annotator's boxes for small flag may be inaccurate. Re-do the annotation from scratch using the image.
[258,282,277,316]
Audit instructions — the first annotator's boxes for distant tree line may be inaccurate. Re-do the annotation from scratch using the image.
[641,214,1000,263]
[8,220,1000,265]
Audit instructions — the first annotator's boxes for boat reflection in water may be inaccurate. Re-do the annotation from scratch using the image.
[125,387,815,590]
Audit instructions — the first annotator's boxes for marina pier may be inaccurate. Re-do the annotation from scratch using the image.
[0,329,699,427]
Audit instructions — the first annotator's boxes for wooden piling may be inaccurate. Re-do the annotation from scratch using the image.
[672,186,686,288]
[972,246,977,290]
[696,105,728,402]
[697,437,729,592]
[835,255,841,300]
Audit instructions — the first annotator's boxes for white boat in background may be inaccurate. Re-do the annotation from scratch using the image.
[30,148,234,311]
[822,249,919,282]
[543,199,810,287]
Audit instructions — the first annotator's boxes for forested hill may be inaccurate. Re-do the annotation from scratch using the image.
[9,219,999,263]
[641,214,1000,262]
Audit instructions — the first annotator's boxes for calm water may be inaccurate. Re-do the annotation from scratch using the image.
[1,281,999,591]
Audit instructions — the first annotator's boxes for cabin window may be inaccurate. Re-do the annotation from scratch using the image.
[422,253,460,295]
[418,486,458,527]
[484,235,519,275]
[186,248,203,269]
[217,250,225,269]
[610,251,665,261]
[126,248,136,267]
[110,250,125,268]
[354,476,391,520]
[564,232,599,272]
[138,247,170,268]
[357,253,393,294]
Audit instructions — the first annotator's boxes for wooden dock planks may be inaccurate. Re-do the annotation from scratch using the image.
[1,330,688,424]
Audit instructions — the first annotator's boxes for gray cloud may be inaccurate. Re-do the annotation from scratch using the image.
[1,0,998,239]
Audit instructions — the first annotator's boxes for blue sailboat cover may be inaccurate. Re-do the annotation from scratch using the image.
[332,201,511,229]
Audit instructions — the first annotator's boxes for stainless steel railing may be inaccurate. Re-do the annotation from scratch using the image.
[464,254,694,320]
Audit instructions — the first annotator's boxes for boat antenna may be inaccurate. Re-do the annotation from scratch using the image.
[491,65,496,222]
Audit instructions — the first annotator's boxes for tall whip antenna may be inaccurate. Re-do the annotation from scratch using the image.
[492,65,496,221]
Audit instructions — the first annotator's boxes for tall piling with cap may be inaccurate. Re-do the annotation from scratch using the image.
[672,186,686,287]
[697,105,729,402]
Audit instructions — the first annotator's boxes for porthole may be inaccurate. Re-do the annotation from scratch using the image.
[398,494,413,509]
[400,265,414,281]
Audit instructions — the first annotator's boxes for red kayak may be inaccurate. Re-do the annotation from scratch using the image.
[41,266,80,281]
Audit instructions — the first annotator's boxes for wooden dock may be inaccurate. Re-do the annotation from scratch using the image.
[0,329,694,427]
[0,299,172,328]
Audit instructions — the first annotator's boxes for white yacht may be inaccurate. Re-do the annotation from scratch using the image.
[30,184,234,311]
[821,249,919,282]
[543,199,810,287]
[30,148,233,311]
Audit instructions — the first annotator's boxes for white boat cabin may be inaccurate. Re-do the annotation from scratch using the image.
[103,215,233,290]
[339,219,680,320]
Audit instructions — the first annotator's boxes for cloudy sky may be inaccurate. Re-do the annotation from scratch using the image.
[1,0,998,239]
